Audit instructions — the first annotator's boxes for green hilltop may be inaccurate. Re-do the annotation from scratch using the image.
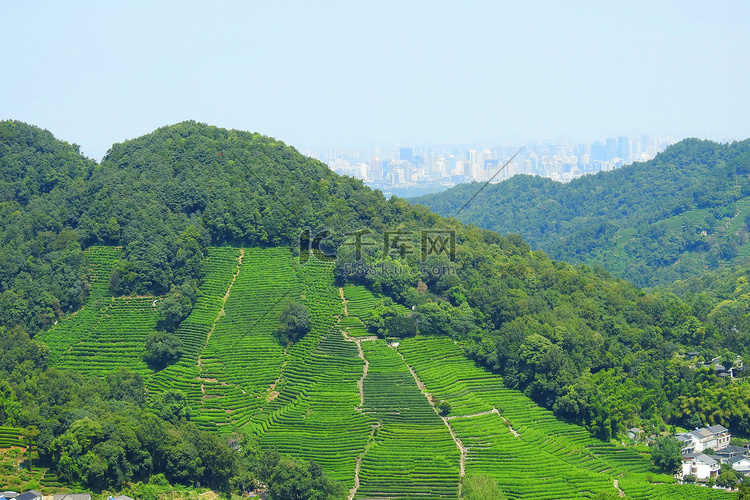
[1,121,748,499]
[410,138,750,288]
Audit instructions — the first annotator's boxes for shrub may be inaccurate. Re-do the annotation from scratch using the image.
[144,331,183,370]
[275,302,311,344]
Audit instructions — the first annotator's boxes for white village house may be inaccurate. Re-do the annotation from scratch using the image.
[728,455,750,475]
[675,425,750,481]
[675,424,730,455]
[681,453,720,480]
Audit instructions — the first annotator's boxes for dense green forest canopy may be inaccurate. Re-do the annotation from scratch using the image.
[3,121,750,496]
[664,261,750,357]
[410,138,750,287]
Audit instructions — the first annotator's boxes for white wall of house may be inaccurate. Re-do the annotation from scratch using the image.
[682,459,719,480]
[732,458,750,474]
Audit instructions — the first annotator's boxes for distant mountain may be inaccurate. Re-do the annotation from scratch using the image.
[410,138,750,287]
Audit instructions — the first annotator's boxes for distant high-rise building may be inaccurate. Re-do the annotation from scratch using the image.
[399,147,413,162]
[605,138,617,161]
[469,149,486,167]
[617,136,630,162]
[448,155,457,174]
[640,134,651,152]
[591,141,607,162]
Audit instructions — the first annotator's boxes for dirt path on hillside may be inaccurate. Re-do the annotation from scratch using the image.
[501,415,521,438]
[347,336,370,498]
[196,249,244,398]
[348,423,381,500]
[614,479,625,497]
[395,350,466,497]
[339,287,349,316]
[445,407,501,420]
[267,346,289,402]
[338,287,374,409]
[355,340,368,409]
[340,327,370,410]
[336,287,375,499]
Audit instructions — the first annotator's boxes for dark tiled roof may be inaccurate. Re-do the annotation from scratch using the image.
[716,445,747,456]
[707,424,728,434]
[54,494,92,500]
[15,492,42,500]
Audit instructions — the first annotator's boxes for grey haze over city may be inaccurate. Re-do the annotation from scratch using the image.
[1,1,749,161]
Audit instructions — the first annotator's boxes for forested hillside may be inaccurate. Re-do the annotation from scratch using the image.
[0,120,393,334]
[410,138,750,287]
[665,261,750,356]
[1,121,748,498]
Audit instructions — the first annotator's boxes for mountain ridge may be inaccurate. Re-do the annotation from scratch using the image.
[410,137,750,287]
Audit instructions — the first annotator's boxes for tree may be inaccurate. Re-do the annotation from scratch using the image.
[106,367,148,406]
[650,436,682,474]
[717,464,739,488]
[151,389,191,422]
[276,302,311,344]
[383,313,419,338]
[738,484,750,500]
[24,425,39,471]
[144,331,183,370]
[165,439,203,484]
[257,448,281,483]
[269,457,312,500]
[157,287,194,332]
[0,378,20,426]
[266,456,346,500]
[462,474,505,500]
[438,400,452,416]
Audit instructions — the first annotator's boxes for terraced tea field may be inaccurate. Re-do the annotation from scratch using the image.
[0,427,24,448]
[258,328,372,488]
[343,285,410,322]
[149,246,243,408]
[36,246,123,363]
[395,336,726,500]
[356,340,460,500]
[195,247,301,430]
[29,246,733,499]
[36,246,163,375]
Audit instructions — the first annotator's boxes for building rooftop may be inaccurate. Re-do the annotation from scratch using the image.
[716,445,747,456]
[707,424,728,434]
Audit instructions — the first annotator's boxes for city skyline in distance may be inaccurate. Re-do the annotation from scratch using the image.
[304,133,685,195]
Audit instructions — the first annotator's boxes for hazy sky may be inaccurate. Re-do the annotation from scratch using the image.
[2,1,749,159]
